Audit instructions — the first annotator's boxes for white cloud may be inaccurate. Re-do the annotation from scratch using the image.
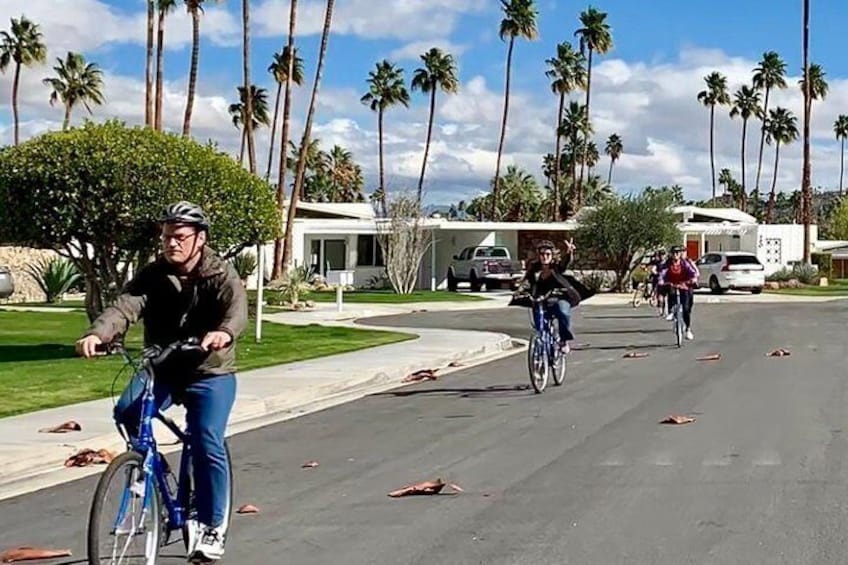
[388,40,468,62]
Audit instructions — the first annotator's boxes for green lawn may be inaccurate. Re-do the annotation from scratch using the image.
[0,310,412,418]
[255,289,488,304]
[764,283,848,296]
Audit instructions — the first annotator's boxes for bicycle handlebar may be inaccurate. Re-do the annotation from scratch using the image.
[94,337,204,365]
[514,289,565,303]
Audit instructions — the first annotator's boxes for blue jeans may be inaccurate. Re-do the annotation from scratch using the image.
[114,372,236,528]
[542,299,574,342]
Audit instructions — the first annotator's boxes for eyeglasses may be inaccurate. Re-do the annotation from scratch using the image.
[539,251,553,256]
[160,232,197,245]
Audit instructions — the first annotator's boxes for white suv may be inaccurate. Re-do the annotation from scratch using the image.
[695,252,765,294]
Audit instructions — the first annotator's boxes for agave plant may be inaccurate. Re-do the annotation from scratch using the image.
[275,264,315,307]
[229,252,258,284]
[24,257,81,303]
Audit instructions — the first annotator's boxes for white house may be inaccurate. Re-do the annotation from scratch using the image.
[247,202,819,288]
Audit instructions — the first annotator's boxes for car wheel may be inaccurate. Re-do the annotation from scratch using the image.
[709,276,725,294]
[469,271,482,292]
[751,287,763,295]
[447,269,458,292]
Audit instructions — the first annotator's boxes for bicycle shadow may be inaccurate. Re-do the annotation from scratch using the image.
[579,328,669,335]
[0,343,77,363]
[371,383,533,400]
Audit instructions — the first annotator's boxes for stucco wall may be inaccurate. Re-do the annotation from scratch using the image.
[0,246,60,303]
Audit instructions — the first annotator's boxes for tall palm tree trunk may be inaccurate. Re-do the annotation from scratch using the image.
[709,105,716,200]
[578,48,594,206]
[281,0,334,272]
[801,0,811,263]
[753,87,770,200]
[239,129,246,163]
[154,5,166,130]
[607,158,614,185]
[182,7,201,136]
[740,119,748,210]
[378,107,386,215]
[62,104,71,130]
[767,140,781,223]
[492,37,515,220]
[145,0,155,127]
[552,92,564,220]
[840,137,845,195]
[242,0,256,174]
[11,62,21,145]
[272,0,298,279]
[265,82,282,181]
[416,88,437,204]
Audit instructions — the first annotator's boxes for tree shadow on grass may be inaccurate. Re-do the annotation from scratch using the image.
[0,344,77,363]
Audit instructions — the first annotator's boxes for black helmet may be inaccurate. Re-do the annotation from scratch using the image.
[536,240,555,251]
[158,201,209,231]
[670,245,685,253]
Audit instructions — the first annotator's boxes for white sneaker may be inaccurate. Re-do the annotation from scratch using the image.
[686,329,694,340]
[190,524,226,562]
[665,313,674,321]
[184,519,200,555]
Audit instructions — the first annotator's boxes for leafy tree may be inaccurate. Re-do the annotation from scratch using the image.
[0,121,279,321]
[575,189,680,290]
[0,15,47,145]
[821,197,848,240]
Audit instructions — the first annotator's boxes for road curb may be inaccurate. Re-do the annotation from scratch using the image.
[0,333,518,501]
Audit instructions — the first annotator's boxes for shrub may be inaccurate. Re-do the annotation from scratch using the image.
[274,264,314,307]
[766,267,792,282]
[792,263,819,285]
[811,252,833,279]
[577,270,612,293]
[24,257,82,303]
[230,252,258,282]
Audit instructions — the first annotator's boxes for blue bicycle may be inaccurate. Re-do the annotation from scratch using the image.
[524,291,568,393]
[86,338,233,565]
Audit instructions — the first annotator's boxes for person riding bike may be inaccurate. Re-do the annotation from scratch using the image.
[517,240,583,354]
[649,249,667,316]
[75,201,247,562]
[658,245,698,341]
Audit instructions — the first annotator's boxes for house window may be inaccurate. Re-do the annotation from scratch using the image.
[357,235,384,267]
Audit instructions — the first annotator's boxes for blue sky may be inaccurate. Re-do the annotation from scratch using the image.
[3,0,848,204]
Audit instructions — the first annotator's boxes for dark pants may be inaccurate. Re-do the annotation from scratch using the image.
[668,288,694,328]
[114,372,236,528]
[541,299,574,342]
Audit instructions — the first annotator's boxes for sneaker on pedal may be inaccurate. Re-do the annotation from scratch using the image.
[686,329,694,340]
[190,525,226,562]
[559,342,570,355]
[665,313,674,321]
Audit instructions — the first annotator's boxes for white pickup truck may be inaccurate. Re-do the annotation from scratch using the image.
[447,246,525,292]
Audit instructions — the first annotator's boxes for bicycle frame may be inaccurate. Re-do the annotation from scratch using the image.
[111,350,194,537]
[530,299,559,363]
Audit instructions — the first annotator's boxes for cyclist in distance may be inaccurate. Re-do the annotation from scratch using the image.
[75,201,247,562]
[518,239,583,354]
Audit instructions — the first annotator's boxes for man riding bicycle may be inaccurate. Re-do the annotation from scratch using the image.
[649,249,667,316]
[76,201,247,562]
[658,245,698,341]
[517,240,583,354]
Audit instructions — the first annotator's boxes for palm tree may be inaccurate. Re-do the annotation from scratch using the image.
[697,72,731,199]
[272,0,298,279]
[325,144,365,202]
[265,46,304,181]
[42,52,105,130]
[558,100,591,213]
[729,84,762,210]
[145,1,155,126]
[241,0,256,173]
[361,60,410,215]
[154,0,178,131]
[751,51,788,202]
[718,168,734,198]
[0,16,47,145]
[228,85,270,163]
[281,0,335,272]
[834,115,848,195]
[492,0,538,218]
[604,133,623,184]
[574,6,613,204]
[494,165,543,221]
[800,61,827,260]
[764,107,798,223]
[583,139,600,177]
[583,175,614,206]
[411,47,459,203]
[182,0,218,136]
[544,41,586,219]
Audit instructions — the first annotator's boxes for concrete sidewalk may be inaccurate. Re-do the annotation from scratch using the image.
[0,306,518,501]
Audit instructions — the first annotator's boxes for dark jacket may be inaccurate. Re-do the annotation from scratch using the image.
[84,247,248,380]
[521,254,593,306]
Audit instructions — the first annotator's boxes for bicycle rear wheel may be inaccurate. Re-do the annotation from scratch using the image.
[527,335,548,394]
[87,451,161,565]
[632,287,642,308]
[181,441,234,554]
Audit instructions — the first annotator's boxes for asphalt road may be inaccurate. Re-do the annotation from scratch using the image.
[2,300,848,564]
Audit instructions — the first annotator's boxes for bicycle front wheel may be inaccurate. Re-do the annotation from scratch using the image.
[675,308,684,348]
[552,346,567,386]
[527,335,548,394]
[631,287,642,308]
[88,451,161,565]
